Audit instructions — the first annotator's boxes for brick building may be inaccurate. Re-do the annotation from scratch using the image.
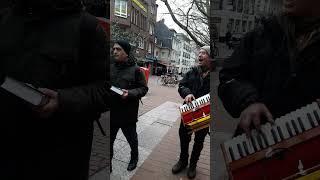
[110,0,158,71]
[211,0,282,41]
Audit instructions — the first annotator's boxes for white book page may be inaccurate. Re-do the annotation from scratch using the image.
[110,86,124,95]
[1,77,44,106]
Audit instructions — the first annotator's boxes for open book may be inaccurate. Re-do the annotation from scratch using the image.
[0,77,49,106]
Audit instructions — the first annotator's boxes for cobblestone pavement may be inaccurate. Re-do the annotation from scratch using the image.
[132,119,210,180]
[89,56,237,179]
[138,75,182,116]
[110,75,184,180]
[130,75,210,179]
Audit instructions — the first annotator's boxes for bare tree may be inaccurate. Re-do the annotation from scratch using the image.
[161,0,219,47]
[161,0,210,46]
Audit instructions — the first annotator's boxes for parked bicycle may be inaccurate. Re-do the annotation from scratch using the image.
[158,74,179,87]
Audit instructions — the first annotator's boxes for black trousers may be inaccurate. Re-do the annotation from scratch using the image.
[179,120,209,165]
[110,124,139,161]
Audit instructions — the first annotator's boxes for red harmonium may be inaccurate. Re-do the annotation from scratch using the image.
[179,94,211,133]
[221,101,320,180]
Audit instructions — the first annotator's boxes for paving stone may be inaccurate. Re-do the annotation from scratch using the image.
[138,123,171,150]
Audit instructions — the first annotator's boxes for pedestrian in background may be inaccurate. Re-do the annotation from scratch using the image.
[110,40,148,172]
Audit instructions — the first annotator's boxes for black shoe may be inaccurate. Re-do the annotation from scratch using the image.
[172,160,188,174]
[127,158,138,171]
[187,165,196,179]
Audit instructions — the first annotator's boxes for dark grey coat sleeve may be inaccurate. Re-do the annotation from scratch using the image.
[128,68,148,99]
[178,70,193,99]
[58,15,110,115]
[218,31,260,118]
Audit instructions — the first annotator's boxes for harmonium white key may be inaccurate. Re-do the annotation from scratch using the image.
[250,129,264,151]
[260,123,275,146]
[241,134,255,155]
[270,121,282,143]
[311,102,320,124]
[296,108,312,131]
[223,140,235,162]
[285,112,299,136]
[232,135,245,158]
[305,103,319,127]
[275,116,290,140]
[236,134,254,157]
[230,137,242,161]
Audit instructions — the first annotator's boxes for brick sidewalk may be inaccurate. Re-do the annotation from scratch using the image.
[131,119,210,180]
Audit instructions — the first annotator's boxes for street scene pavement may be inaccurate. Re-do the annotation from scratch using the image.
[109,74,210,180]
[88,44,235,180]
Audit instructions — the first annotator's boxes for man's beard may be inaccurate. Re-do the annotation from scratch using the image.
[200,63,210,72]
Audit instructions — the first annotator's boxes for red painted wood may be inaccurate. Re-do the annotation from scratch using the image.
[231,136,320,180]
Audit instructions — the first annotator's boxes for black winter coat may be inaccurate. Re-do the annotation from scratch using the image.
[110,56,148,127]
[179,66,210,101]
[218,15,320,120]
[0,3,109,180]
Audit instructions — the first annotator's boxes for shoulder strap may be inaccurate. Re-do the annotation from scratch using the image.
[134,65,141,82]
[133,65,145,104]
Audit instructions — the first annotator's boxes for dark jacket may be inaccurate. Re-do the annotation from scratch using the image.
[178,66,210,101]
[0,1,109,179]
[110,55,148,127]
[218,15,320,120]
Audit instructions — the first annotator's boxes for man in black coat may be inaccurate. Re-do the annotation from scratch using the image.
[218,0,320,136]
[0,0,109,179]
[172,46,214,179]
[110,40,148,172]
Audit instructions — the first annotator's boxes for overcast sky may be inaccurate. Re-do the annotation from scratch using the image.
[156,0,185,33]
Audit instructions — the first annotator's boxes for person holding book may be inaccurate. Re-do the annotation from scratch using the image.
[110,40,148,172]
[0,0,109,179]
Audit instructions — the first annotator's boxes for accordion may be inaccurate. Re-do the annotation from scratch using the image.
[179,94,211,133]
[221,100,320,180]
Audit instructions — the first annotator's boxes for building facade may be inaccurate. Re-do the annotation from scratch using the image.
[154,19,199,75]
[169,29,182,74]
[211,0,282,41]
[176,33,197,74]
[110,0,158,71]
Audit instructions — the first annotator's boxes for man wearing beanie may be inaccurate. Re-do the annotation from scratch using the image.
[172,46,214,179]
[110,40,148,172]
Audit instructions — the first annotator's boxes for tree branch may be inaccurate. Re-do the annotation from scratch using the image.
[161,0,204,47]
[186,1,195,28]
[195,0,208,18]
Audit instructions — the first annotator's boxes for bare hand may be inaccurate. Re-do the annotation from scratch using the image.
[121,89,129,99]
[185,94,195,103]
[33,88,59,118]
[239,103,274,136]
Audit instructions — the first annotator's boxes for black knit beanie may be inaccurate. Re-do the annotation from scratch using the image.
[115,40,131,56]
